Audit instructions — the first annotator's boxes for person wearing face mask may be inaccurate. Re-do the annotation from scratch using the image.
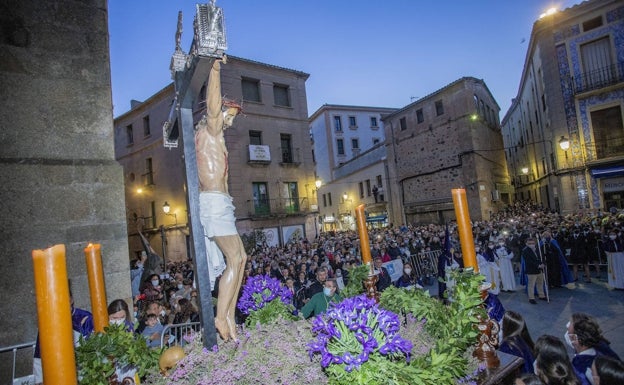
[140,273,164,301]
[395,262,422,289]
[568,227,593,283]
[520,237,547,304]
[300,278,342,319]
[108,299,134,331]
[477,242,501,296]
[496,237,517,292]
[540,231,575,290]
[602,230,624,289]
[566,313,621,385]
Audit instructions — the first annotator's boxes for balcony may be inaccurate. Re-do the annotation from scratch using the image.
[584,136,624,161]
[571,62,624,95]
[245,197,315,219]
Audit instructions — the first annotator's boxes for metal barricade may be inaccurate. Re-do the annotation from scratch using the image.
[160,322,201,348]
[408,250,442,286]
[0,341,36,385]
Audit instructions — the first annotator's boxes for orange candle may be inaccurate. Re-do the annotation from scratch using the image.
[451,189,479,272]
[84,243,108,332]
[32,244,78,385]
[355,205,373,272]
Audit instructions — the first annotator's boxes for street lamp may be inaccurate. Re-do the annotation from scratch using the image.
[162,201,178,225]
[315,179,322,190]
[521,167,529,175]
[558,136,570,151]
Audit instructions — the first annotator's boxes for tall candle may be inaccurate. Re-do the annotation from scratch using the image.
[355,204,373,272]
[84,243,108,332]
[32,244,78,385]
[451,189,479,272]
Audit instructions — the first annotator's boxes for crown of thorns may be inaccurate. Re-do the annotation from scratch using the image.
[222,98,243,112]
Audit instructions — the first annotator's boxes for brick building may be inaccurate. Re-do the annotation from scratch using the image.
[383,77,510,224]
[114,56,317,259]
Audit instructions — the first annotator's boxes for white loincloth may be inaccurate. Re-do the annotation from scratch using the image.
[199,191,238,290]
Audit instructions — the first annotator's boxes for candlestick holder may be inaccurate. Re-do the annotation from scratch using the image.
[363,262,380,302]
[473,283,500,368]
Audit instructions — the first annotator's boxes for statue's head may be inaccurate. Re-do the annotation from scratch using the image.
[223,107,239,128]
[222,99,242,129]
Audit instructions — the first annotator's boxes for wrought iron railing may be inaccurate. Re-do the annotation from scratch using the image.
[571,62,624,94]
[246,197,312,217]
[584,136,624,161]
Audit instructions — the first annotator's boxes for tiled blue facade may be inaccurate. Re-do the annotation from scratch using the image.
[555,13,624,210]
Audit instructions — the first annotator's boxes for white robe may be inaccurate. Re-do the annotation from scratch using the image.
[495,246,516,291]
[477,252,501,295]
[605,251,624,289]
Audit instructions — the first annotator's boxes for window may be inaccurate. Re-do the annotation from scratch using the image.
[376,174,383,187]
[328,192,332,206]
[336,139,345,155]
[273,84,290,107]
[126,124,134,145]
[582,16,603,32]
[372,138,380,145]
[580,37,614,91]
[242,78,261,102]
[249,130,262,145]
[590,105,623,159]
[351,138,359,149]
[143,115,151,137]
[365,180,371,196]
[400,117,407,131]
[281,134,293,163]
[252,182,270,215]
[416,109,424,123]
[323,194,327,207]
[334,116,342,131]
[359,182,364,198]
[149,201,156,228]
[435,100,444,116]
[144,157,154,185]
[282,182,299,213]
[349,116,357,128]
[370,116,378,127]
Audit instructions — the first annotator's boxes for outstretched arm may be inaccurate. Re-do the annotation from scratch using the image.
[203,56,226,136]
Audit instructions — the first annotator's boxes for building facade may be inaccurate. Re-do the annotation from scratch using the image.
[501,0,624,213]
[114,56,316,260]
[384,77,510,224]
[309,105,396,230]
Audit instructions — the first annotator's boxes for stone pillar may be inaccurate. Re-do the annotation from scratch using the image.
[0,0,129,376]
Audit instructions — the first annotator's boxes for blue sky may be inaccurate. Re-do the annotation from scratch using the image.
[109,0,580,118]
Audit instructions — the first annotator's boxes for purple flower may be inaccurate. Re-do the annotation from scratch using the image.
[237,275,292,315]
[308,294,412,371]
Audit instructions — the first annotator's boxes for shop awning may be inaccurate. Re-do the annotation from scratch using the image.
[366,215,387,223]
[590,165,624,178]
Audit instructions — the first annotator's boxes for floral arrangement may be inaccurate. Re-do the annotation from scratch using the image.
[308,295,415,383]
[236,274,297,326]
[144,268,487,385]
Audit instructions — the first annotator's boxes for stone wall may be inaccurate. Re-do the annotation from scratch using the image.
[0,0,130,380]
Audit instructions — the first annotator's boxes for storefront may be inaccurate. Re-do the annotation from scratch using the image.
[591,165,624,210]
[602,176,624,210]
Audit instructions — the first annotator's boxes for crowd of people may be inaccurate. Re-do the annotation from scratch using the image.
[502,310,623,385]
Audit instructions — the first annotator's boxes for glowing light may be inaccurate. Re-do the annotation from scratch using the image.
[136,188,143,194]
[539,7,558,19]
